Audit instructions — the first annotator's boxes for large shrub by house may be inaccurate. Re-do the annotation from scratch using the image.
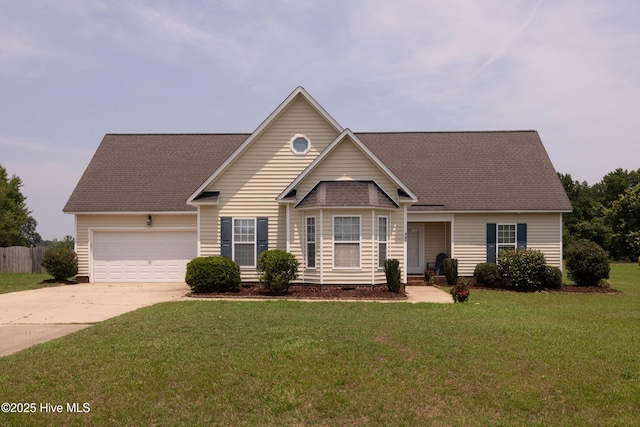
[497,249,547,292]
[185,256,241,293]
[257,249,299,294]
[41,248,78,281]
[565,240,610,286]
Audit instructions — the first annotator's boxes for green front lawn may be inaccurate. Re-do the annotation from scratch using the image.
[0,265,638,426]
[0,273,54,294]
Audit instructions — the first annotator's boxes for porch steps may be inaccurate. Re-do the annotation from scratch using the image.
[406,275,448,286]
[406,275,428,286]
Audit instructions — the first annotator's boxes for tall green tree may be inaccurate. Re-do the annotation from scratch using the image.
[0,164,35,247]
[606,183,640,261]
[560,168,640,260]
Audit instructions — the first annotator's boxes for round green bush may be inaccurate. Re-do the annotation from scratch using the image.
[565,240,610,287]
[497,249,547,292]
[185,256,240,293]
[543,265,563,289]
[257,249,299,294]
[41,248,78,281]
[473,262,502,288]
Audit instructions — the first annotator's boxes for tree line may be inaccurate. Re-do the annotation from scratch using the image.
[559,168,640,261]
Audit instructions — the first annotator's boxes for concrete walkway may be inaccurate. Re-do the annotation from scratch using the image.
[0,283,451,357]
[405,285,453,304]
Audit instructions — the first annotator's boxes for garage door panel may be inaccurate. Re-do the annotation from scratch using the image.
[93,231,196,283]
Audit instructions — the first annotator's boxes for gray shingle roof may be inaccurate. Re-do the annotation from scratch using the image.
[296,181,398,209]
[63,134,248,213]
[357,131,572,211]
[64,130,572,213]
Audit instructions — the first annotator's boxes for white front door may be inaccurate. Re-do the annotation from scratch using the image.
[407,224,424,274]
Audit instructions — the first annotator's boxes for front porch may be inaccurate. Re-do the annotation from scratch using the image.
[406,220,452,279]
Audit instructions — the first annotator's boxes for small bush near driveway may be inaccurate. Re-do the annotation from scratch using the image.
[40,248,78,281]
[185,256,240,293]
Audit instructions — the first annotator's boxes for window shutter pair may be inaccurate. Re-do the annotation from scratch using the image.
[486,223,527,263]
[220,217,268,261]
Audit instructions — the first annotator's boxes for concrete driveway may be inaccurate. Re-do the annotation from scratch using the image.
[0,283,190,357]
[0,283,451,357]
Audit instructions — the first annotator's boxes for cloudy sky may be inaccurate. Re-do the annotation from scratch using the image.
[1,0,639,240]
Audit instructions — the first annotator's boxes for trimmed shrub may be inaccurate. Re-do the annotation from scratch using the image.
[443,258,458,286]
[258,249,299,294]
[473,262,502,288]
[543,265,563,289]
[565,240,610,287]
[384,259,402,293]
[41,248,78,281]
[185,256,240,293]
[497,249,547,292]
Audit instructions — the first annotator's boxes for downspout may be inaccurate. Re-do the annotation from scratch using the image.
[196,207,201,257]
[371,209,375,287]
[403,204,407,285]
[319,210,323,286]
[286,203,290,253]
[301,209,305,285]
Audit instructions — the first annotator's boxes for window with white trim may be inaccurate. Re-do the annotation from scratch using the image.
[333,216,360,269]
[497,224,516,256]
[233,218,255,267]
[378,216,388,268]
[306,217,316,269]
[289,134,311,155]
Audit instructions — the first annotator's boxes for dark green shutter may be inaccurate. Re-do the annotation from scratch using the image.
[257,217,268,259]
[486,223,497,263]
[517,223,527,250]
[220,217,232,259]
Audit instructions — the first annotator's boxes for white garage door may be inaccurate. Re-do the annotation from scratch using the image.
[93,231,197,282]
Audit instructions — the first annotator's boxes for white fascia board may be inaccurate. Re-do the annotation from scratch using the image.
[187,86,344,203]
[277,129,418,203]
[425,209,573,214]
[70,211,197,215]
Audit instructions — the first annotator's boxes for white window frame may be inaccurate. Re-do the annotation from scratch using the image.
[306,216,316,269]
[232,218,256,268]
[333,215,361,269]
[497,223,516,259]
[378,215,388,269]
[289,134,311,156]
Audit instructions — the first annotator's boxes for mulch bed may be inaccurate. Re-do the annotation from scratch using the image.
[469,284,621,294]
[556,285,621,294]
[190,285,408,300]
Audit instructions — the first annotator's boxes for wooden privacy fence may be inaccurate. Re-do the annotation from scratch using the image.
[0,247,47,274]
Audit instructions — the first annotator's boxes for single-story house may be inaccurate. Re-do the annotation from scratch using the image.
[63,86,572,284]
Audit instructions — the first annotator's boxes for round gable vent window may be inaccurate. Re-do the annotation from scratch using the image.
[290,134,311,155]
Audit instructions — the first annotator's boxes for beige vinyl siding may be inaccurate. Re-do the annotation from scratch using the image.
[296,135,398,201]
[453,213,563,276]
[75,213,196,277]
[199,94,340,281]
[199,206,217,256]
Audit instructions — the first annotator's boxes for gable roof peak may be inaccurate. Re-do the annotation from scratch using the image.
[187,86,344,202]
